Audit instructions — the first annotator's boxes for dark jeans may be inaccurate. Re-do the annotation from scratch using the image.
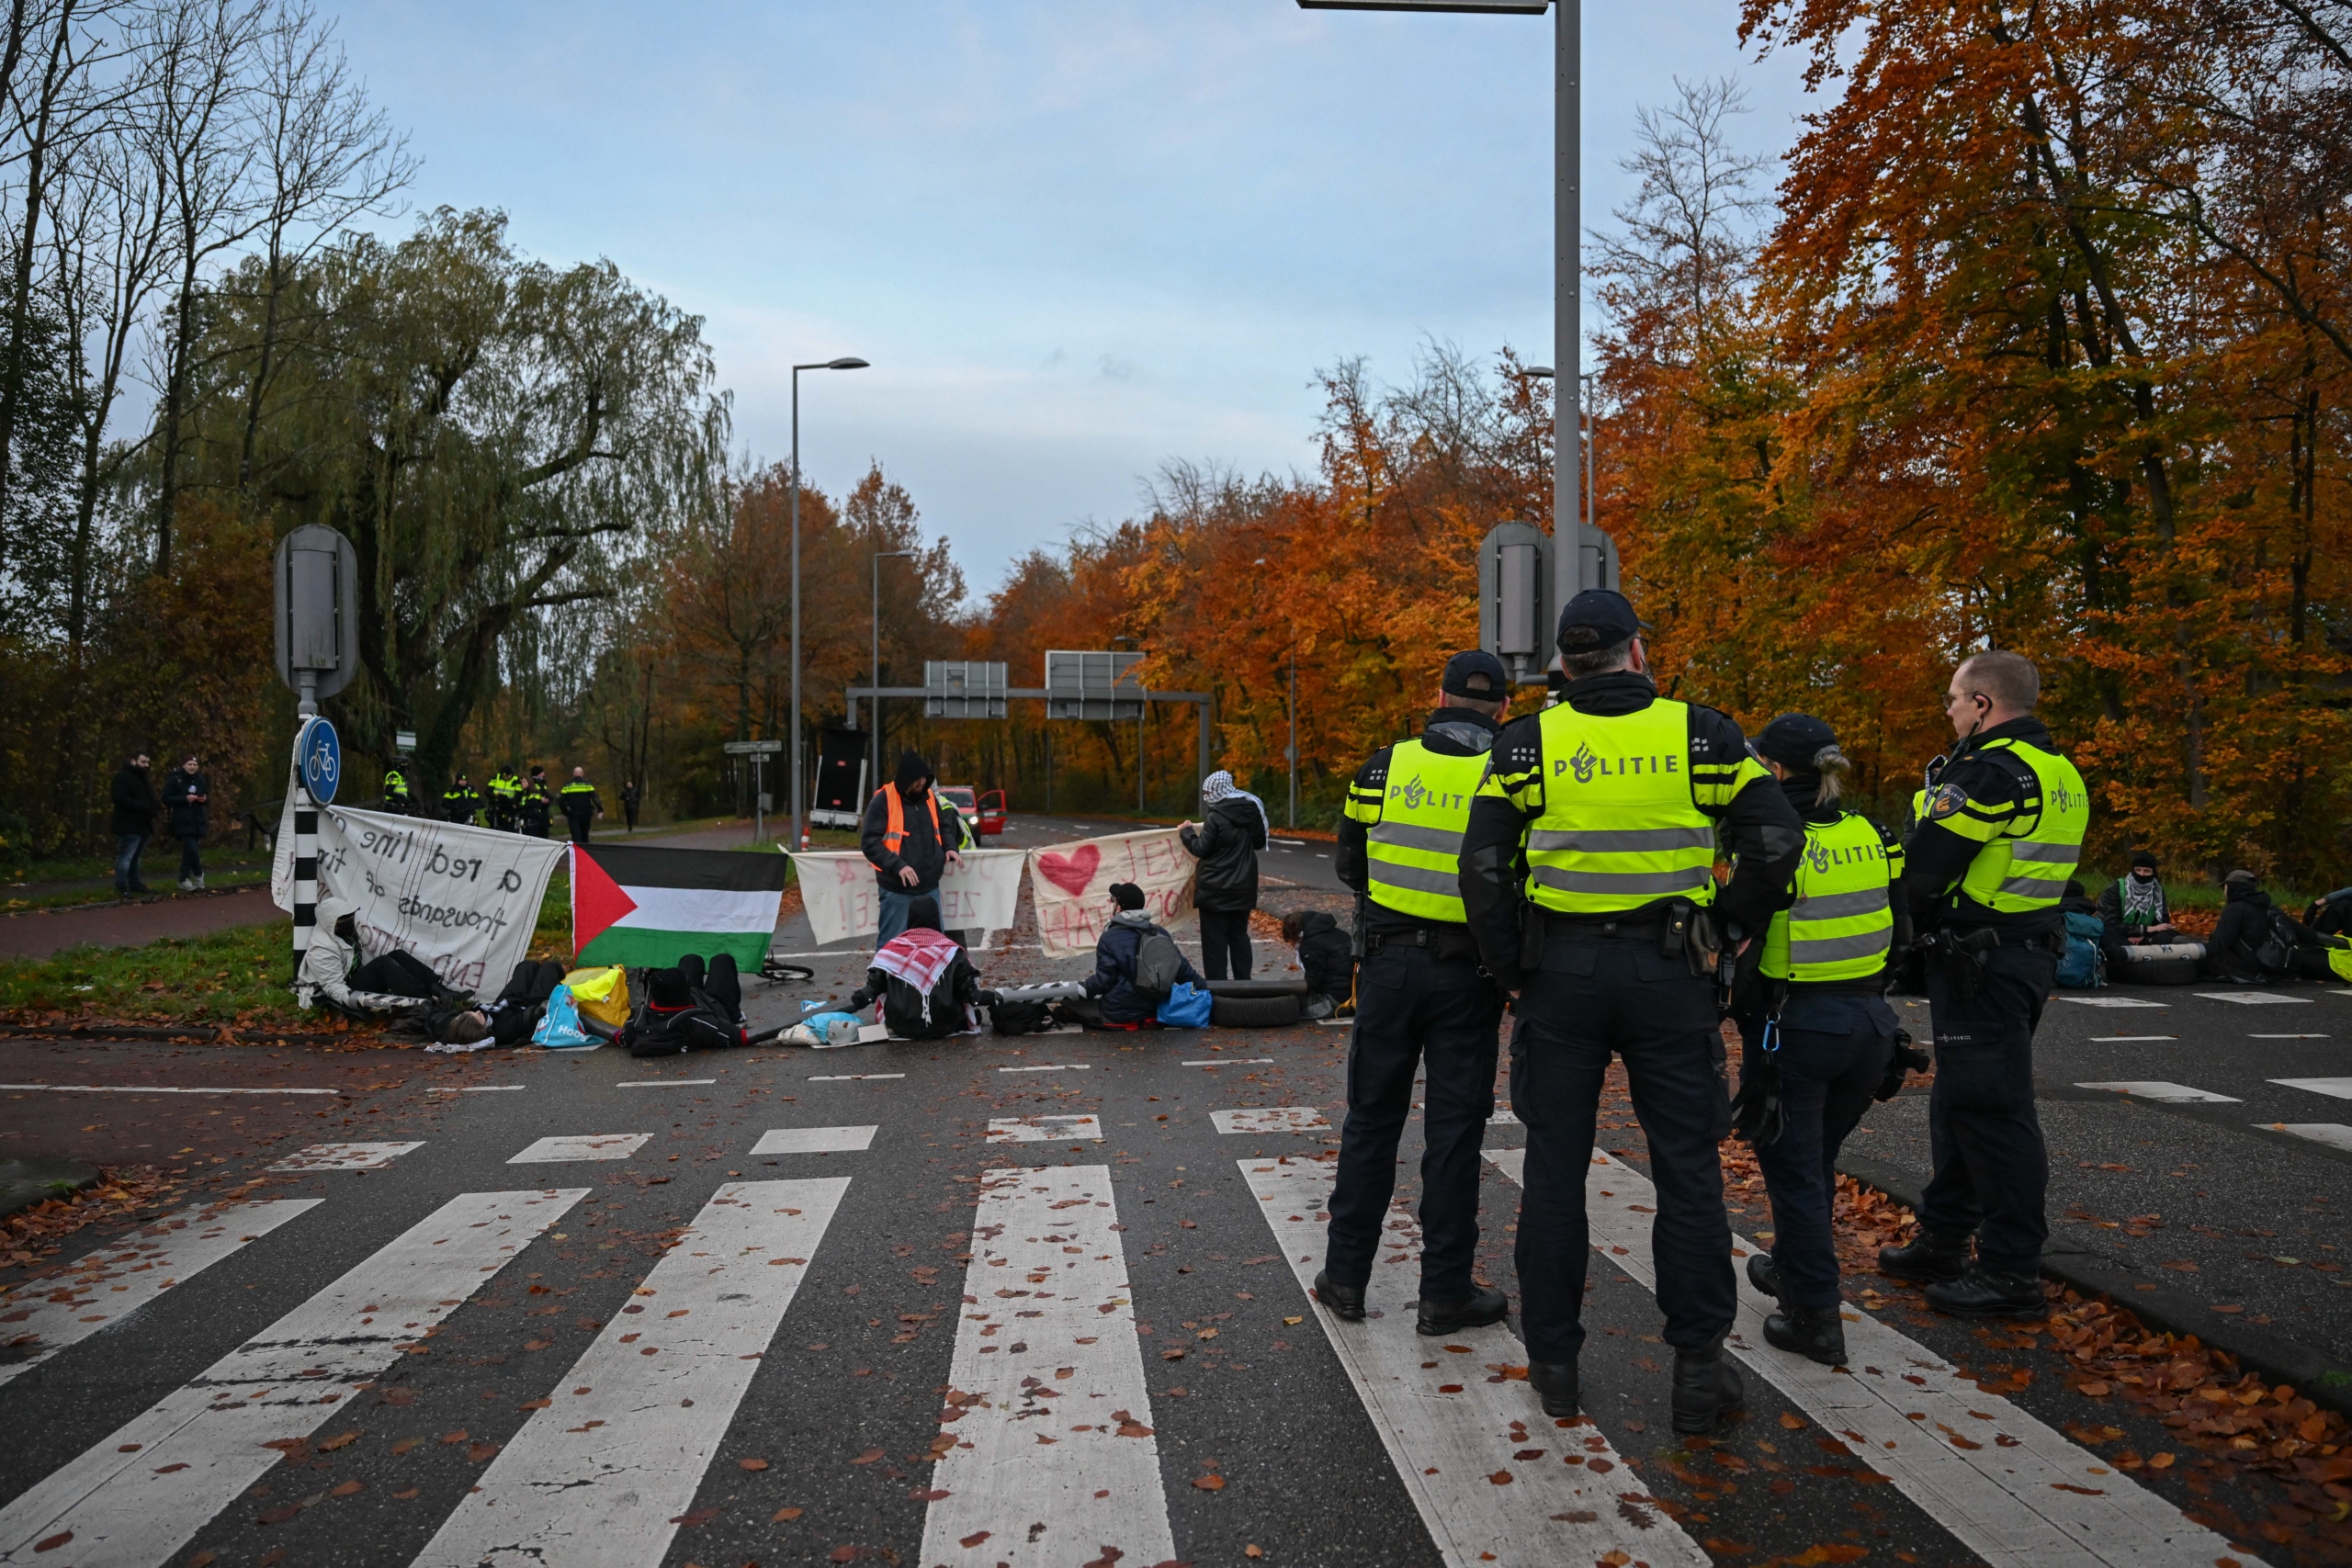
[1920,942,2055,1273]
[1741,997,1894,1309]
[1198,908,1253,980]
[623,802,639,831]
[352,950,444,999]
[1511,926,1735,1363]
[1324,944,1504,1301]
[565,810,592,844]
[176,835,203,883]
[876,885,936,946]
[679,952,742,1019]
[113,833,148,891]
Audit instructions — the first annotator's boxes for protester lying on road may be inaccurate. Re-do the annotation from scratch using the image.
[847,896,982,1039]
[294,897,441,1018]
[1283,908,1354,1020]
[2203,870,2324,983]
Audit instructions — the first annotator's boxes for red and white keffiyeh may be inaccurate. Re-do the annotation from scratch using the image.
[872,926,962,996]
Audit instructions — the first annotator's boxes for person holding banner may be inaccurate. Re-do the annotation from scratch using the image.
[860,750,966,945]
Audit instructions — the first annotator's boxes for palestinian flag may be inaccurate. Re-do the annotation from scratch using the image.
[571,843,790,969]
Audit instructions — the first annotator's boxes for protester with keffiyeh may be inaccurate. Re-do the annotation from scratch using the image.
[2095,851,2177,961]
[848,896,984,1038]
[1182,769,1269,980]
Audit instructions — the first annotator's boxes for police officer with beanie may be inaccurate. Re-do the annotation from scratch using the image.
[1734,714,1912,1366]
[1460,590,1804,1432]
[1316,649,1514,1337]
[1881,650,2086,1318]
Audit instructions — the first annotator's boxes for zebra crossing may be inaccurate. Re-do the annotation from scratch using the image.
[2072,1075,2352,1152]
[0,1105,2290,1568]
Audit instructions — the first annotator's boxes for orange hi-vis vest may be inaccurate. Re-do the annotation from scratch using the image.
[879,785,940,855]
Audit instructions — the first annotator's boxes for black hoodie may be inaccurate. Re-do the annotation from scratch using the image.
[860,750,966,894]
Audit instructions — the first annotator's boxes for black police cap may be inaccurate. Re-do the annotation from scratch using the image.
[1555,589,1645,652]
[1442,649,1510,698]
[1755,712,1838,769]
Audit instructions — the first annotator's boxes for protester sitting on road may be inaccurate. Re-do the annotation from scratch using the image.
[859,750,966,945]
[2305,887,2352,940]
[294,898,439,1017]
[1283,908,1354,1020]
[847,897,982,1039]
[1064,881,1204,1030]
[2203,870,2315,983]
[162,753,209,892]
[1180,770,1270,981]
[2096,851,2178,961]
[109,749,156,897]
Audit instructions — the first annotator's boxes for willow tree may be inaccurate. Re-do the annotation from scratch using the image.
[178,206,729,792]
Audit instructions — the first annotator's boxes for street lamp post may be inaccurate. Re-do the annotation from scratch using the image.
[790,355,868,852]
[1111,636,1143,813]
[1300,0,1593,604]
[871,548,916,796]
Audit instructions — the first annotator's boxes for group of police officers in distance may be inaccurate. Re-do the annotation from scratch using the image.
[1324,589,2084,1434]
[379,761,607,842]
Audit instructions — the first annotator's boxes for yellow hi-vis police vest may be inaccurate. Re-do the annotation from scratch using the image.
[383,769,408,798]
[1760,811,1898,982]
[1348,739,1483,922]
[1512,699,1736,914]
[1947,739,2090,913]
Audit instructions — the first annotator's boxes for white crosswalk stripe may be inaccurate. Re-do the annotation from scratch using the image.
[921,1165,1172,1568]
[507,1134,649,1163]
[749,1124,877,1154]
[0,1201,319,1392]
[1239,1156,1708,1568]
[2075,1082,2241,1103]
[2272,1077,2352,1099]
[0,1188,582,1568]
[2263,1122,2352,1153]
[1210,1107,1329,1134]
[985,1115,1102,1144]
[412,1179,849,1568]
[267,1142,424,1171]
[2195,993,2310,1006]
[1485,1147,2267,1568]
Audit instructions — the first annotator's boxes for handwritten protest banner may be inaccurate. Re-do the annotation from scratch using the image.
[271,802,566,995]
[790,848,1026,947]
[1027,829,1196,959]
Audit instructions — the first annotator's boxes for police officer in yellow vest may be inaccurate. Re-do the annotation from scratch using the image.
[1733,714,1914,1368]
[443,773,479,825]
[485,768,517,832]
[1460,590,1804,1432]
[1316,650,1514,1337]
[382,766,412,815]
[1881,650,2087,1319]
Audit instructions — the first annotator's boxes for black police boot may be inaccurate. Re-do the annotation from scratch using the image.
[1417,1284,1508,1337]
[1670,1337,1747,1434]
[1745,1251,1784,1301]
[1763,1303,1848,1366]
[1527,1360,1580,1418]
[1878,1228,1971,1284]
[1925,1266,2047,1320]
[1312,1270,1365,1322]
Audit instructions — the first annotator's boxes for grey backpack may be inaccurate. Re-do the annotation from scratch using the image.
[1133,928,1185,1002]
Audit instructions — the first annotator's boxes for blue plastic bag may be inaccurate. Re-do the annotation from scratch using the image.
[1157,981,1212,1029]
[533,985,597,1048]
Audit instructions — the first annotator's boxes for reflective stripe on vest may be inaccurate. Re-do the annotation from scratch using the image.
[1363,739,1483,922]
[1954,740,2089,913]
[1524,701,1717,913]
[1760,812,1894,982]
[881,786,941,854]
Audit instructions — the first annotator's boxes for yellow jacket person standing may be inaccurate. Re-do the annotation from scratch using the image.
[1316,650,1513,1337]
[1458,590,1805,1432]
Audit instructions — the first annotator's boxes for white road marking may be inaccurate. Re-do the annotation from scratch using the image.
[2253,1035,2329,1041]
[507,1134,650,1164]
[808,1073,905,1081]
[2052,998,2167,1009]
[921,1166,1172,1568]
[0,1188,581,1568]
[428,1085,525,1092]
[2087,1035,2176,1043]
[1182,1058,1273,1067]
[749,1125,877,1155]
[2263,1122,2352,1153]
[997,1064,1090,1073]
[412,1179,848,1568]
[1210,1107,1330,1134]
[1486,1148,2267,1568]
[2272,1077,2352,1099]
[1240,1156,1704,1567]
[986,1115,1103,1145]
[2074,1082,2242,1104]
[266,1141,425,1172]
[0,1083,339,1096]
[615,1078,718,1088]
[0,1200,319,1391]
[2194,992,2312,1005]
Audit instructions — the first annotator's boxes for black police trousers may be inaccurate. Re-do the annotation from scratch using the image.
[1739,997,1894,1310]
[1511,926,1736,1365]
[1324,942,1504,1303]
[1919,942,2055,1274]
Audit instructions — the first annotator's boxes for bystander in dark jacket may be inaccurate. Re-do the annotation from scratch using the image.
[162,755,211,890]
[108,752,156,895]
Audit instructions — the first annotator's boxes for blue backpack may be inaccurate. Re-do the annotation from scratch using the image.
[1157,980,1213,1029]
[2056,910,2106,989]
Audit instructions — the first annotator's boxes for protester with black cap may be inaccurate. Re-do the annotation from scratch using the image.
[1065,880,1204,1029]
[1315,649,1515,1337]
[1731,713,1913,1368]
[1458,589,1804,1431]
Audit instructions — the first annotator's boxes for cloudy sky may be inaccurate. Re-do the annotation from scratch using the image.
[332,2,1813,594]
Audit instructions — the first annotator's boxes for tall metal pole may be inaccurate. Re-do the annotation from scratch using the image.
[789,368,802,851]
[872,554,881,797]
[1287,649,1297,829]
[1584,370,1598,537]
[1557,0,1584,602]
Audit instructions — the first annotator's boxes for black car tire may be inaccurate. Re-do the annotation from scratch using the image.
[2115,956,2199,987]
[1210,993,1302,1029]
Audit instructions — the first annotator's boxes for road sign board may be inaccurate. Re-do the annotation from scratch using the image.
[295,718,342,805]
[1478,520,1554,686]
[722,740,785,756]
[1046,651,1144,721]
[272,525,360,703]
[924,660,1009,719]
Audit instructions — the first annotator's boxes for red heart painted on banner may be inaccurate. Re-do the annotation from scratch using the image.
[1036,843,1102,897]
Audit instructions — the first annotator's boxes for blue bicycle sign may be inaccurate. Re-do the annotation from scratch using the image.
[296,718,342,805]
